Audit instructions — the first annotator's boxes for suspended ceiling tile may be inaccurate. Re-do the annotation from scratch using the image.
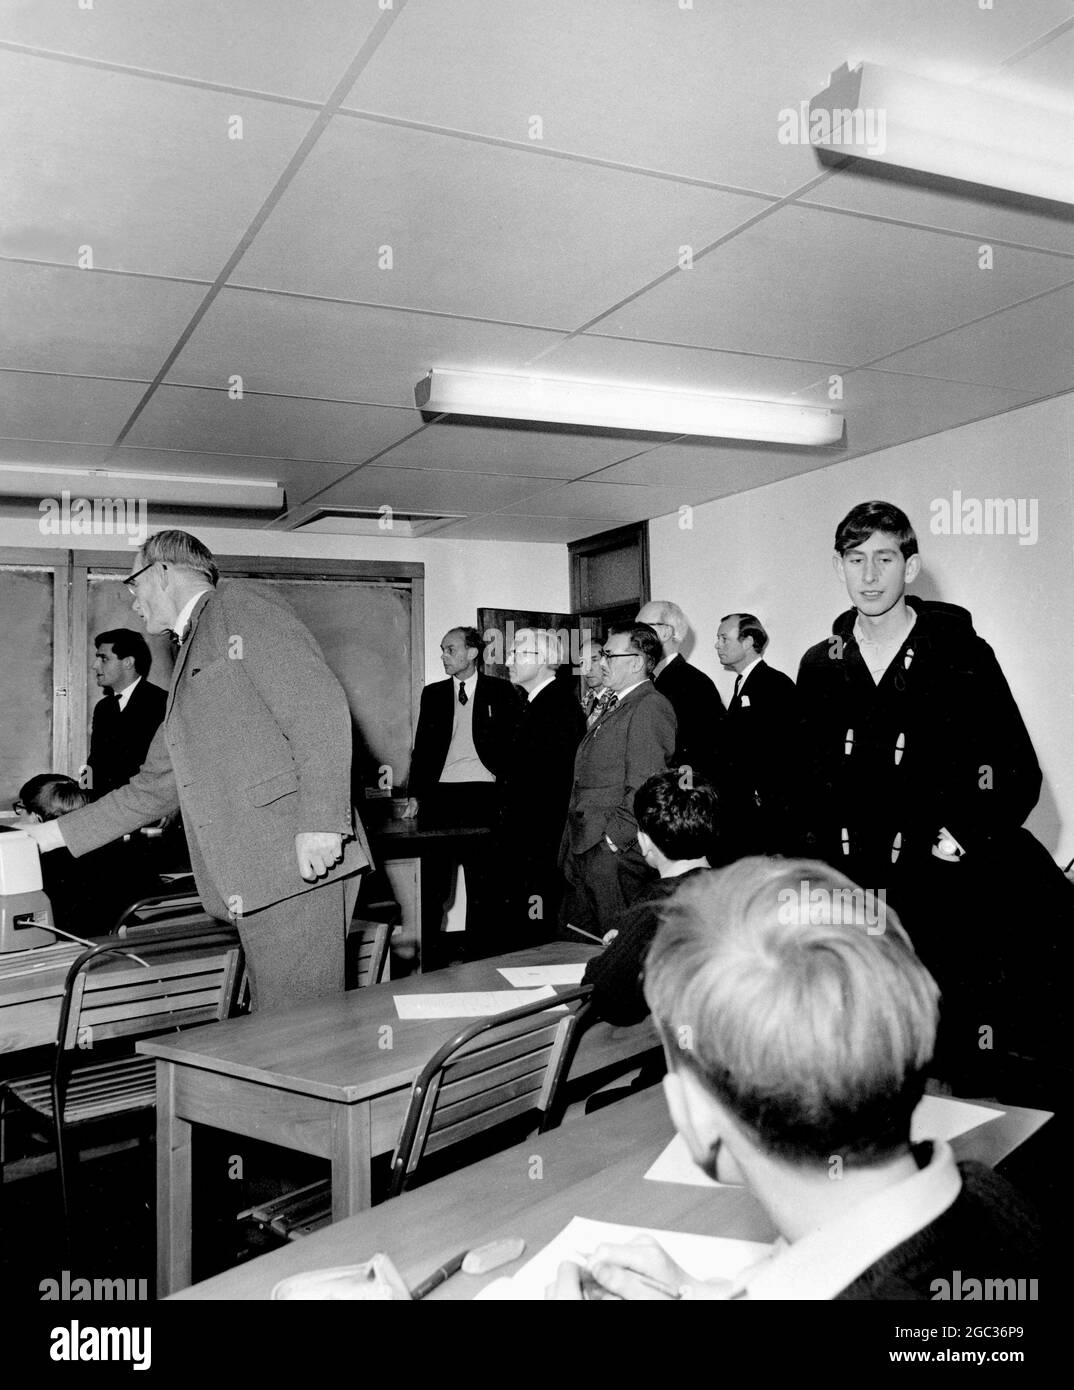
[0,50,319,278]
[348,0,1073,195]
[0,260,205,378]
[307,465,553,513]
[497,479,714,521]
[876,283,1074,393]
[126,385,414,465]
[796,173,1074,259]
[0,371,147,444]
[168,289,568,404]
[234,116,766,323]
[371,422,637,479]
[600,203,1074,364]
[0,0,384,101]
[432,514,622,542]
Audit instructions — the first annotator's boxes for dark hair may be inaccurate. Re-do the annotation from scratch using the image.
[608,622,663,676]
[18,774,89,820]
[450,626,485,667]
[834,502,918,560]
[95,628,152,678]
[634,771,717,861]
[721,612,768,656]
[142,530,219,586]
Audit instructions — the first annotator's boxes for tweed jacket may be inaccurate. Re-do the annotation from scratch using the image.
[562,680,676,857]
[61,582,369,919]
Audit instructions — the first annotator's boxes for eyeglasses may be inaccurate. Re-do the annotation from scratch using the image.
[12,801,26,816]
[124,560,161,591]
[599,649,637,661]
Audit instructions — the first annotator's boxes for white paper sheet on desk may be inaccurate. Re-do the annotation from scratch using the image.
[643,1094,1005,1189]
[497,964,587,987]
[474,1216,770,1300]
[393,986,562,1019]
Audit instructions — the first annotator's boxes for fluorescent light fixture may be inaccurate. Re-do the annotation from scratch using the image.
[808,62,1074,204]
[0,464,284,511]
[415,369,844,446]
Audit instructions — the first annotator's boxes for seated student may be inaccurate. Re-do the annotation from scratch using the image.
[581,771,716,1026]
[16,775,160,936]
[554,857,1043,1300]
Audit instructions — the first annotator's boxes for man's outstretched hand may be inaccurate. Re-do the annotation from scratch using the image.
[295,831,344,881]
[18,819,65,853]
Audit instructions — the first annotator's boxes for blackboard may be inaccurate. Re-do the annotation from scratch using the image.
[79,564,419,803]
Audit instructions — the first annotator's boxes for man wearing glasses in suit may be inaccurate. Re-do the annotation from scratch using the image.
[22,529,369,1012]
[559,623,676,938]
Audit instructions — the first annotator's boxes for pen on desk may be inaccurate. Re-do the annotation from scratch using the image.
[565,923,605,945]
[576,1255,684,1301]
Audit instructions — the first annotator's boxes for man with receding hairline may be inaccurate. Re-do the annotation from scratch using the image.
[637,600,723,784]
[23,529,369,1011]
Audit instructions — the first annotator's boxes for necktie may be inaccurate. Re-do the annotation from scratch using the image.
[458,683,468,706]
[601,693,618,718]
[730,674,742,712]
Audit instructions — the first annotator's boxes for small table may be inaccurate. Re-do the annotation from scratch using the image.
[175,1086,1053,1300]
[140,942,658,1295]
[371,820,494,971]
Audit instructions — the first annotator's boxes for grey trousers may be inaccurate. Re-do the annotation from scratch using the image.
[234,871,361,1013]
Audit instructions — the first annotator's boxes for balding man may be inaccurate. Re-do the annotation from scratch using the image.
[636,600,724,783]
[499,628,586,945]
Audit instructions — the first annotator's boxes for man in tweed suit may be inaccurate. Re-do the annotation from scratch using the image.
[559,623,676,936]
[24,530,369,1011]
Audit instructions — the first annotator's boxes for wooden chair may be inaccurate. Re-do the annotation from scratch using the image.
[0,924,243,1224]
[243,986,592,1240]
[388,985,592,1197]
[111,879,208,935]
[346,917,392,989]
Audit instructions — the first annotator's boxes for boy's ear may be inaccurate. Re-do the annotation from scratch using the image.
[904,553,921,584]
[832,551,846,582]
[637,829,653,859]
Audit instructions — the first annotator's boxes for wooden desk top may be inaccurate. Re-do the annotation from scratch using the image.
[370,821,494,854]
[176,1086,1053,1301]
[139,942,657,1104]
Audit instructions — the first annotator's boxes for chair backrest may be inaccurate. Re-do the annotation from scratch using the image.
[112,889,208,935]
[350,918,391,989]
[57,924,243,1054]
[389,985,592,1197]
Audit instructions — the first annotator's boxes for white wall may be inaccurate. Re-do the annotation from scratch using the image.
[0,519,570,683]
[649,393,1074,861]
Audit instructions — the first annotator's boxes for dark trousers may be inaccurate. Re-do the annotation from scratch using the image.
[559,840,654,938]
[232,872,360,1013]
[418,783,503,964]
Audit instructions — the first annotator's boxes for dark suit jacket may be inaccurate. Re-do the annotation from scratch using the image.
[408,671,521,797]
[562,680,676,857]
[721,659,798,853]
[88,677,168,797]
[500,674,586,865]
[61,582,370,919]
[653,655,724,782]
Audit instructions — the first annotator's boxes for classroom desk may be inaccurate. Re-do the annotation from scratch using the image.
[175,1085,1053,1300]
[370,820,494,971]
[139,941,658,1296]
